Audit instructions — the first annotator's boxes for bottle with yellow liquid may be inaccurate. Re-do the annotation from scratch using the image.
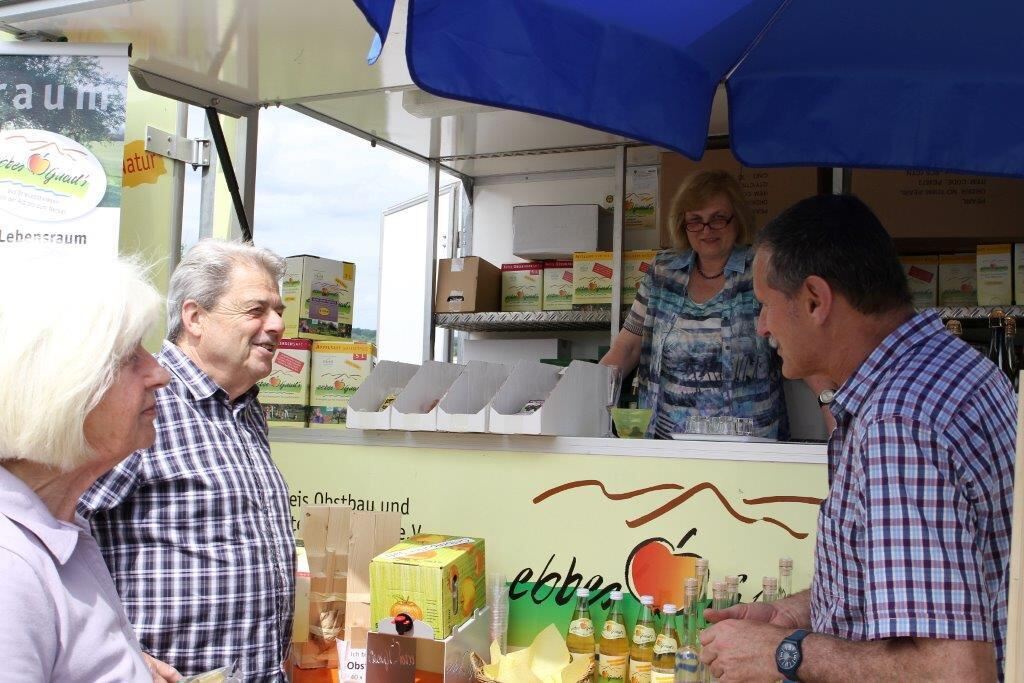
[650,604,678,683]
[598,590,628,683]
[567,587,597,671]
[628,595,655,683]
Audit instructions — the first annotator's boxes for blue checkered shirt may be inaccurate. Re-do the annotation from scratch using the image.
[812,311,1015,676]
[79,342,296,681]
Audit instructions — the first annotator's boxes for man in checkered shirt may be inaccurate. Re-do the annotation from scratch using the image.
[700,195,1014,681]
[80,240,296,681]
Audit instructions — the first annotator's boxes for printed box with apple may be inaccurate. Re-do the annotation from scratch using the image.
[258,338,312,427]
[309,341,376,428]
[283,255,356,340]
[502,262,543,312]
[370,534,485,640]
[572,251,614,308]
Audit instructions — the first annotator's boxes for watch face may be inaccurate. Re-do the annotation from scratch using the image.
[776,641,800,670]
[819,388,836,404]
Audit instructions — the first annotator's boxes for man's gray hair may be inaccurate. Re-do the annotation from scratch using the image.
[167,239,286,342]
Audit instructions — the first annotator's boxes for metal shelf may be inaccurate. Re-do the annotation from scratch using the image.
[435,310,614,332]
[930,306,1024,319]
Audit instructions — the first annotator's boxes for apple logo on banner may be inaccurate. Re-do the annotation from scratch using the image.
[0,128,107,222]
[625,534,699,609]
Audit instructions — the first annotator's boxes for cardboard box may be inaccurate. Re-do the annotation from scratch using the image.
[572,251,614,307]
[435,257,501,314]
[501,262,543,312]
[1016,244,1024,305]
[938,253,977,306]
[513,204,612,260]
[542,260,574,311]
[258,338,312,427]
[283,255,356,340]
[309,341,376,428]
[462,338,570,365]
[899,256,938,309]
[622,250,658,306]
[370,535,486,640]
[977,244,1012,306]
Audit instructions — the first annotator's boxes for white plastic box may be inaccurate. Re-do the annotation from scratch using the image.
[389,361,466,431]
[345,361,420,430]
[488,360,612,436]
[462,338,570,364]
[512,204,612,260]
[436,361,512,433]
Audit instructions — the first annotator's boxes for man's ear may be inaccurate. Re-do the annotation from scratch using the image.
[180,300,205,340]
[802,275,833,324]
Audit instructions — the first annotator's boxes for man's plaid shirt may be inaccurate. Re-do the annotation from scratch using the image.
[813,312,1015,677]
[79,342,296,681]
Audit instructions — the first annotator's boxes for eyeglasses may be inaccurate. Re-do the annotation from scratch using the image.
[684,214,734,232]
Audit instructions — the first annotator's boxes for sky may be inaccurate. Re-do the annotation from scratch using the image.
[182,106,432,331]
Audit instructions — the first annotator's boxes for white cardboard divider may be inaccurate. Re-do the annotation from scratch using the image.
[390,361,466,431]
[436,361,512,433]
[488,360,612,436]
[345,360,420,430]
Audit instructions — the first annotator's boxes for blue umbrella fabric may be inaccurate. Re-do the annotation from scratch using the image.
[353,0,1024,178]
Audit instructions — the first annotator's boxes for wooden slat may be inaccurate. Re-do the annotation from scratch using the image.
[1004,380,1024,681]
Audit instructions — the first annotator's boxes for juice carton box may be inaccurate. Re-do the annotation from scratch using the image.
[309,341,376,428]
[283,255,356,340]
[542,260,574,311]
[370,534,486,640]
[622,250,657,306]
[938,253,977,306]
[257,339,312,427]
[976,244,1012,306]
[572,251,614,308]
[899,256,938,309]
[501,262,543,312]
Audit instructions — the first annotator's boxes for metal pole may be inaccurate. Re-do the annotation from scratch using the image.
[610,145,627,344]
[168,101,188,272]
[199,115,217,240]
[229,107,259,238]
[423,118,441,361]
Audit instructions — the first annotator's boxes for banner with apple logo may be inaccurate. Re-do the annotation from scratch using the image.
[0,42,129,258]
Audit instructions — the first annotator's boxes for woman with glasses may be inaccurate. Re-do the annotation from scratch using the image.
[600,170,787,439]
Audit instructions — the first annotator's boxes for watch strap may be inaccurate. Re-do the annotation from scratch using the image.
[777,629,810,681]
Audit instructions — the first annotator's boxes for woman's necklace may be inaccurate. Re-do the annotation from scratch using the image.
[696,260,725,279]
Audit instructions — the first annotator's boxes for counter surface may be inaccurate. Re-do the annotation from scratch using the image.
[269,427,826,464]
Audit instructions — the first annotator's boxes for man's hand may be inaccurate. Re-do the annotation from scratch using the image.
[143,652,180,683]
[705,596,808,630]
[699,619,789,683]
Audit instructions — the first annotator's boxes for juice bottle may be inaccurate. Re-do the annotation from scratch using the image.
[650,604,678,683]
[675,578,703,682]
[567,588,596,668]
[628,595,655,683]
[597,590,628,683]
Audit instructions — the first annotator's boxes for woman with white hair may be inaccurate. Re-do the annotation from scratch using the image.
[0,251,175,682]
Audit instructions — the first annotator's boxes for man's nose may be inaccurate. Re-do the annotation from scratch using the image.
[266,309,284,335]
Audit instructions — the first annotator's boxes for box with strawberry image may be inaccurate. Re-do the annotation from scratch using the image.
[370,534,486,640]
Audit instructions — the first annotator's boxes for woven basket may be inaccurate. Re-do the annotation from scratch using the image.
[470,652,595,683]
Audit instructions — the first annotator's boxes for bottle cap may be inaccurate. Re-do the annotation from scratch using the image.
[712,580,726,594]
[576,588,590,598]
[610,590,623,601]
[640,595,654,605]
[695,558,708,569]
[725,575,738,588]
[662,604,677,614]
[684,577,697,589]
[762,576,778,588]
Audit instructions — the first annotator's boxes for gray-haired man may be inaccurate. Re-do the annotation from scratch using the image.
[80,240,296,681]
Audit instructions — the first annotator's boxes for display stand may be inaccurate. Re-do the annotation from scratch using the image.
[390,361,467,431]
[346,361,420,430]
[365,607,491,683]
[488,360,612,436]
[436,361,512,433]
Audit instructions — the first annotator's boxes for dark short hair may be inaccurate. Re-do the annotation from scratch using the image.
[754,194,912,314]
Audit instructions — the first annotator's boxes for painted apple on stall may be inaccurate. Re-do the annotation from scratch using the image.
[27,154,50,175]
[625,535,699,609]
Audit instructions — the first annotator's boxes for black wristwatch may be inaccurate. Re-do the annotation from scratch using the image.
[775,629,809,681]
[816,388,836,408]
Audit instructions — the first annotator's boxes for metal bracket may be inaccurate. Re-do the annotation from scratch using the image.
[145,125,211,168]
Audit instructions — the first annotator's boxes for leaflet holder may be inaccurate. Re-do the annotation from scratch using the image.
[390,361,467,431]
[436,361,512,433]
[488,360,612,436]
[346,360,420,430]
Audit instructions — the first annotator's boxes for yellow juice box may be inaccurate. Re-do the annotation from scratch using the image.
[899,255,938,309]
[257,339,312,427]
[283,255,356,340]
[542,260,574,311]
[938,253,977,306]
[572,251,614,307]
[370,534,486,640]
[976,244,1012,306]
[622,250,657,306]
[309,341,376,428]
[501,262,543,312]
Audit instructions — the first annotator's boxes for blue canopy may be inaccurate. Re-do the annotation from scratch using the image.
[353,0,1024,178]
